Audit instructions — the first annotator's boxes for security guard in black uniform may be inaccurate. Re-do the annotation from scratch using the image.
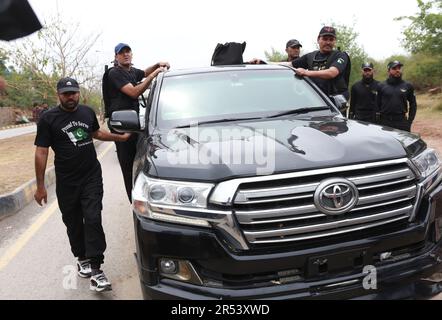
[248,26,350,100]
[377,61,417,132]
[349,62,379,123]
[292,26,350,100]
[285,39,302,62]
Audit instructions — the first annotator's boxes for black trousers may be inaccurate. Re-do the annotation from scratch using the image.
[108,119,137,202]
[114,135,137,202]
[354,111,376,124]
[379,115,411,132]
[56,170,105,269]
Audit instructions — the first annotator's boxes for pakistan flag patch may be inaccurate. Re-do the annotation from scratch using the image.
[67,128,89,146]
[337,58,345,64]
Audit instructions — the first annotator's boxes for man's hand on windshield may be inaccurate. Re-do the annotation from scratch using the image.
[248,58,263,65]
[153,66,168,77]
[158,62,170,70]
[294,68,309,77]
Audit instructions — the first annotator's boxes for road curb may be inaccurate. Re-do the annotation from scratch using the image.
[0,123,35,131]
[0,140,104,221]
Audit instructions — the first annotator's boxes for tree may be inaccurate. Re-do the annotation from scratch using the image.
[2,15,102,109]
[396,0,442,55]
[329,22,369,88]
[264,48,287,62]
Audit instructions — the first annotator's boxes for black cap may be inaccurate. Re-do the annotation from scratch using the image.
[318,26,336,38]
[387,60,403,70]
[361,62,374,70]
[286,39,302,48]
[57,78,80,94]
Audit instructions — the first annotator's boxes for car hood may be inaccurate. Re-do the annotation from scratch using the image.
[146,116,423,181]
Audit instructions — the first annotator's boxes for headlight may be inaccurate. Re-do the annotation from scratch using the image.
[146,178,212,208]
[412,149,441,179]
[132,173,214,227]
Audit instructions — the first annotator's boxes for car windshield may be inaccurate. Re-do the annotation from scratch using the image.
[157,69,331,128]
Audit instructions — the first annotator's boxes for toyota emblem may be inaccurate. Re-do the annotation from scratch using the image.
[314,178,359,215]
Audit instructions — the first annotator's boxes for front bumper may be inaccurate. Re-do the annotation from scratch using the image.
[134,182,442,300]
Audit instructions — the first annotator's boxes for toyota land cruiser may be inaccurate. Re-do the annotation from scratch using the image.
[111,65,442,299]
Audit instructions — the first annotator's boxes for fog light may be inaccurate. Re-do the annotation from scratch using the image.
[160,259,178,274]
[159,259,203,285]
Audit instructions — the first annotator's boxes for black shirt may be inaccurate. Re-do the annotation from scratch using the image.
[108,66,145,113]
[377,77,417,122]
[350,78,380,115]
[292,51,349,97]
[35,105,100,184]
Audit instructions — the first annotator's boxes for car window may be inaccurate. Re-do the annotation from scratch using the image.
[157,69,329,127]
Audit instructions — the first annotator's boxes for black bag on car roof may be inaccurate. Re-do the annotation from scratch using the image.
[211,42,246,66]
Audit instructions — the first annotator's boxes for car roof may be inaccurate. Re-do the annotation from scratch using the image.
[163,64,292,78]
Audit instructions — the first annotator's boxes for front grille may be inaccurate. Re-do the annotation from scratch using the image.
[233,161,417,245]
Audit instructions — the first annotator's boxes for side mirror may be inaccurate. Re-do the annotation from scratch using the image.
[332,94,348,116]
[109,110,141,133]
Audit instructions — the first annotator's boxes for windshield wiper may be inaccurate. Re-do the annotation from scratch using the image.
[265,107,332,119]
[175,116,262,128]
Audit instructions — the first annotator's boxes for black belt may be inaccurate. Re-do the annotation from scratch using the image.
[380,114,407,121]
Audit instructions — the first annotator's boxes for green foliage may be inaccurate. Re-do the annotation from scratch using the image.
[81,89,102,114]
[370,53,442,90]
[329,22,369,88]
[264,47,288,62]
[402,53,442,89]
[0,15,101,110]
[389,0,442,90]
[0,71,57,108]
[396,0,442,55]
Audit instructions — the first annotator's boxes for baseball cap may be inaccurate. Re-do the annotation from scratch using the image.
[286,39,302,48]
[387,60,403,70]
[57,78,80,94]
[318,26,336,38]
[361,62,374,70]
[115,43,131,54]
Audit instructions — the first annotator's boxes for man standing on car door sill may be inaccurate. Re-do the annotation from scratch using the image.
[34,78,131,292]
[249,27,349,100]
[107,43,170,202]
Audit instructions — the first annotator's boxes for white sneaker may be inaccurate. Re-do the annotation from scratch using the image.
[77,259,92,278]
[90,272,112,292]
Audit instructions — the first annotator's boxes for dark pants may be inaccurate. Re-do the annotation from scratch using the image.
[379,114,411,132]
[108,119,137,202]
[56,170,105,269]
[114,135,137,202]
[354,111,376,124]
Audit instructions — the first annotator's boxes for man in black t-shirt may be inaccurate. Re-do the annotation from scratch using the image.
[34,77,130,293]
[249,27,349,100]
[291,26,350,100]
[349,62,380,123]
[107,42,170,202]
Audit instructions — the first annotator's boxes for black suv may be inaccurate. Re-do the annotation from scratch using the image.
[111,65,442,299]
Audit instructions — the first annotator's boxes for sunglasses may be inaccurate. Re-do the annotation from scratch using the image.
[363,68,373,72]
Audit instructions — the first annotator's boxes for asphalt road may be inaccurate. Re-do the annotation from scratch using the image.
[0,142,142,300]
[0,124,37,140]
